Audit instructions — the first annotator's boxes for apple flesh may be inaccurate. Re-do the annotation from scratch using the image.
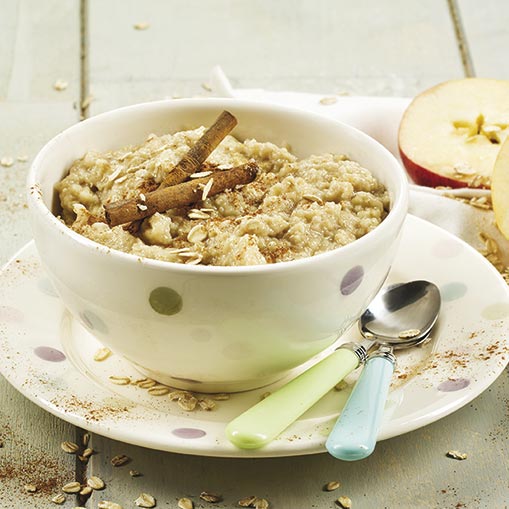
[399,79,509,188]
[492,137,509,240]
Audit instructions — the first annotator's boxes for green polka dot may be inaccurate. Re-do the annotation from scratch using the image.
[481,302,509,321]
[149,287,183,315]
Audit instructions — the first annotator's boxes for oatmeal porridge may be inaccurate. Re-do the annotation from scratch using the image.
[56,123,389,266]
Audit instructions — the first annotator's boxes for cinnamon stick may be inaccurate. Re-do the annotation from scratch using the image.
[160,110,238,188]
[104,162,258,227]
[123,110,237,233]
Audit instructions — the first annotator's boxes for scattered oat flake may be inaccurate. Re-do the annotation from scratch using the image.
[185,255,203,265]
[187,224,207,243]
[53,79,68,91]
[254,498,269,509]
[137,203,148,211]
[325,481,341,491]
[188,210,210,219]
[111,454,131,466]
[319,96,338,105]
[398,329,421,339]
[336,496,352,508]
[0,157,14,167]
[200,491,222,503]
[80,486,93,496]
[51,493,66,504]
[139,193,146,201]
[303,194,323,204]
[61,441,79,454]
[260,391,271,400]
[190,171,213,178]
[115,175,128,184]
[82,447,94,458]
[201,82,212,92]
[148,385,170,396]
[138,379,157,389]
[87,475,105,490]
[17,154,29,162]
[168,390,191,400]
[178,395,198,411]
[133,22,150,30]
[62,481,81,493]
[82,432,90,446]
[109,375,131,385]
[135,493,156,507]
[98,502,123,509]
[24,484,37,493]
[446,450,467,460]
[178,498,194,509]
[94,347,112,361]
[81,94,94,109]
[202,178,214,201]
[238,496,257,507]
[198,398,216,411]
[130,469,142,477]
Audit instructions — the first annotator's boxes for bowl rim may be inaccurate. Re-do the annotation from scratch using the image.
[28,97,409,275]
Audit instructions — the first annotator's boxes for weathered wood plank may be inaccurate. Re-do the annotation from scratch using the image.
[0,0,81,265]
[0,1,81,507]
[86,0,463,115]
[458,0,509,78]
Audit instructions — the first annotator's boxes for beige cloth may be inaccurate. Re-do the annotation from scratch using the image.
[209,66,509,266]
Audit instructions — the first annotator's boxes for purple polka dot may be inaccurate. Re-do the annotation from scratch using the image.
[0,306,24,322]
[34,346,66,362]
[341,266,364,295]
[172,428,206,439]
[438,378,470,392]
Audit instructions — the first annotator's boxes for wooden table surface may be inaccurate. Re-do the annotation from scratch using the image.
[1,1,508,508]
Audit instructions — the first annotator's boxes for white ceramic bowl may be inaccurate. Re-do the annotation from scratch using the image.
[28,99,408,392]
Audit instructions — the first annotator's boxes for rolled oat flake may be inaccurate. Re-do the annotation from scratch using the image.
[135,493,156,508]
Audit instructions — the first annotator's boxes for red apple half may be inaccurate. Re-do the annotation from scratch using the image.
[399,78,509,188]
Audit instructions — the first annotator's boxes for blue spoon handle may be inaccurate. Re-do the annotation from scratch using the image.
[326,349,396,461]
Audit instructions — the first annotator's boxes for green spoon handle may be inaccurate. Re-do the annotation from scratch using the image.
[225,347,360,449]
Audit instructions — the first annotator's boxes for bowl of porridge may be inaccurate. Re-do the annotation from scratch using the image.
[28,99,408,392]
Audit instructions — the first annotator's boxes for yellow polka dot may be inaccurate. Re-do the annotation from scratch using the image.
[481,302,509,320]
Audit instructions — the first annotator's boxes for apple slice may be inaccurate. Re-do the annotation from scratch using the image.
[492,137,509,240]
[399,78,509,188]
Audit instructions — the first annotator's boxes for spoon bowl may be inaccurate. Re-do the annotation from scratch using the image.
[360,280,441,346]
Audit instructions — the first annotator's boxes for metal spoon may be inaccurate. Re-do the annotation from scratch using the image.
[225,280,440,450]
[325,280,441,461]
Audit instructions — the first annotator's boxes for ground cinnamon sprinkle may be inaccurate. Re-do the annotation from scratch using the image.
[0,425,73,503]
[50,395,134,422]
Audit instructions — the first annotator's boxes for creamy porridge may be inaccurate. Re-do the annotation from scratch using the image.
[56,125,389,266]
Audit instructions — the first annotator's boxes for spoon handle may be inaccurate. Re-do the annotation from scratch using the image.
[225,347,360,449]
[325,347,396,461]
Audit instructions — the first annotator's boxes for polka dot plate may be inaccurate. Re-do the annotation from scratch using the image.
[1,215,508,457]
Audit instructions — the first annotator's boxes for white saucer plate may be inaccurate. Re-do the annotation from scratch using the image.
[1,214,508,458]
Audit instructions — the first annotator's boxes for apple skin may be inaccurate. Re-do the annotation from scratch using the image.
[399,149,471,189]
